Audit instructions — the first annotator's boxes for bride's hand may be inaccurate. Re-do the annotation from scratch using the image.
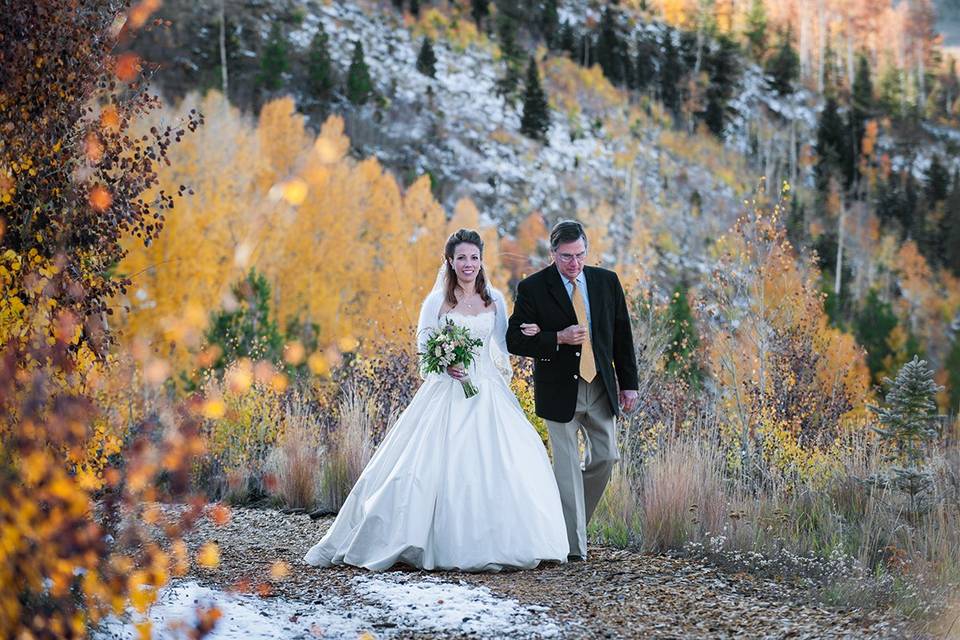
[446,365,467,381]
[520,323,541,336]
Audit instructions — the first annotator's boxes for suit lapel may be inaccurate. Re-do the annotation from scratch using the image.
[583,266,604,330]
[545,264,577,325]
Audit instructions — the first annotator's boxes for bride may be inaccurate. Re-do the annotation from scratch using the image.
[303,229,569,571]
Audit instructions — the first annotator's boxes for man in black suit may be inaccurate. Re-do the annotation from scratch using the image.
[507,220,638,560]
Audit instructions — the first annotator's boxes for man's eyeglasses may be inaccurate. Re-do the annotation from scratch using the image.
[555,251,586,264]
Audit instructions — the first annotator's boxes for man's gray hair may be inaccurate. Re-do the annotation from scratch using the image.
[550,220,588,250]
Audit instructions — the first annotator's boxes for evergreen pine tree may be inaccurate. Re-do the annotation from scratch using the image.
[743,0,767,62]
[848,54,874,185]
[416,36,437,78]
[471,0,489,27]
[559,21,576,57]
[901,170,919,236]
[495,8,524,96]
[520,56,550,141]
[814,95,849,192]
[875,170,900,226]
[659,31,683,115]
[257,23,289,92]
[596,7,628,86]
[633,31,657,91]
[541,0,560,49]
[678,30,700,71]
[925,154,950,203]
[945,329,960,414]
[852,54,874,116]
[496,1,522,64]
[392,0,404,10]
[204,268,285,377]
[854,289,899,386]
[878,64,905,119]
[942,173,960,276]
[409,0,420,17]
[702,34,740,138]
[869,356,943,510]
[765,28,799,96]
[346,41,373,105]
[307,23,334,99]
[664,285,703,385]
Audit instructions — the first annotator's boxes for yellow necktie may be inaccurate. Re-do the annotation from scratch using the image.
[571,280,596,382]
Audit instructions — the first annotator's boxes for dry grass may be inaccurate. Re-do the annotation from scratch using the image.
[266,392,324,510]
[639,427,729,552]
[319,381,376,512]
[590,409,960,624]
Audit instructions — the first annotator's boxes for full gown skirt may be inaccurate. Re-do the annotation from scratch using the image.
[303,311,569,571]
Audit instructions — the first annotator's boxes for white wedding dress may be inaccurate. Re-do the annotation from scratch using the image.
[303,289,568,571]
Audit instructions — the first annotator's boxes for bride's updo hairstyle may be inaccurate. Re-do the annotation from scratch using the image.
[444,229,494,308]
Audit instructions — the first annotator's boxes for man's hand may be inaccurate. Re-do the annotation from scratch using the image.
[619,390,639,412]
[520,323,541,336]
[557,325,588,345]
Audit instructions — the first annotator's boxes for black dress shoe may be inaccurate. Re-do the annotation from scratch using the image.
[567,554,585,562]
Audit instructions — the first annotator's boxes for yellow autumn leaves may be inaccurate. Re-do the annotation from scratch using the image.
[119,92,503,373]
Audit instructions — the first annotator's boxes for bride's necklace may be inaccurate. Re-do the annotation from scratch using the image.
[456,287,479,311]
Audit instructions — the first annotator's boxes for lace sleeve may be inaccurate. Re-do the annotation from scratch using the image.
[490,288,513,384]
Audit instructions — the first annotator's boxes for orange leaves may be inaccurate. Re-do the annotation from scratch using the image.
[861,120,879,158]
[307,351,332,377]
[143,358,171,386]
[119,94,484,378]
[197,541,220,569]
[283,340,306,366]
[270,177,309,205]
[84,132,104,162]
[707,182,871,471]
[127,0,162,30]
[209,503,232,526]
[114,52,142,82]
[100,105,121,131]
[337,336,360,353]
[88,184,112,211]
[269,560,291,580]
[313,115,350,164]
[201,397,227,419]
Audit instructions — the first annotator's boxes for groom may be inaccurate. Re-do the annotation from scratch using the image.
[507,220,638,561]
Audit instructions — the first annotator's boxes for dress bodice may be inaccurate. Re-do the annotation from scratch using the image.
[437,311,505,383]
[441,311,496,340]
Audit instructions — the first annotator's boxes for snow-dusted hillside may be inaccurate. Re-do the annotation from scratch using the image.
[280,0,750,280]
[139,0,959,283]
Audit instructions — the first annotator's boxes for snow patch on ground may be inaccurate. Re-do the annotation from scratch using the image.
[94,581,371,639]
[95,576,568,639]
[353,573,564,638]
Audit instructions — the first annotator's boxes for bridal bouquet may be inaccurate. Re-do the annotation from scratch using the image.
[420,319,484,398]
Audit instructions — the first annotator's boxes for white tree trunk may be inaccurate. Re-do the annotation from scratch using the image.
[799,5,809,80]
[220,0,229,97]
[835,201,846,298]
[817,1,827,94]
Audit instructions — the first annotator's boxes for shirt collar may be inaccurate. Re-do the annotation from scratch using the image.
[556,265,586,289]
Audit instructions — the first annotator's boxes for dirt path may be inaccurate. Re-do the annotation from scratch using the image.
[110,505,907,639]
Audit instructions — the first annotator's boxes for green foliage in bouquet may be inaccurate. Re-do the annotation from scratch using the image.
[420,318,484,398]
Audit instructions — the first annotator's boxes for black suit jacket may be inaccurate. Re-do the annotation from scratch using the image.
[507,264,639,423]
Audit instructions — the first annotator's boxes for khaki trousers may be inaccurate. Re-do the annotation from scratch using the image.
[545,377,618,558]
